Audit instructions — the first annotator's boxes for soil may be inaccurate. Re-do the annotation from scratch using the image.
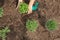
[0,0,60,40]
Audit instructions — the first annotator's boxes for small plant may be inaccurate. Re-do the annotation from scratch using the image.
[46,19,57,31]
[26,19,38,32]
[19,2,28,14]
[0,27,10,40]
[0,7,3,17]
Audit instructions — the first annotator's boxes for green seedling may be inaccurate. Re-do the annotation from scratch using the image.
[26,19,38,32]
[0,7,3,17]
[0,27,10,40]
[19,2,28,14]
[46,19,57,31]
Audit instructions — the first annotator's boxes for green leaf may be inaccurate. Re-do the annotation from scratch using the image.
[26,19,38,32]
[0,7,3,17]
[46,19,57,31]
[19,2,28,14]
[0,27,10,40]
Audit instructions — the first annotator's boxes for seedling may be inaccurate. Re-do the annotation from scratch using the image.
[19,2,28,14]
[0,27,10,40]
[0,7,3,17]
[26,19,38,32]
[46,19,57,31]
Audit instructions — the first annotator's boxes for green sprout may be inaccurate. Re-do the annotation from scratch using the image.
[26,19,38,32]
[0,27,10,40]
[19,2,28,14]
[46,19,57,31]
[0,7,3,17]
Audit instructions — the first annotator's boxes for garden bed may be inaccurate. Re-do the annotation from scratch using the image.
[0,0,60,40]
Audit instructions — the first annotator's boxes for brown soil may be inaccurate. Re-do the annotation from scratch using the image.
[0,0,60,40]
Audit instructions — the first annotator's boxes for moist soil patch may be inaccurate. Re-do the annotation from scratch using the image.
[0,0,60,40]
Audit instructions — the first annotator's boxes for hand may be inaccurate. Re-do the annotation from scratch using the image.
[28,5,32,14]
[19,0,23,2]
[28,0,35,14]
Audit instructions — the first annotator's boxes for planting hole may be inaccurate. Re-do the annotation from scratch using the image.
[0,0,4,7]
[15,0,18,7]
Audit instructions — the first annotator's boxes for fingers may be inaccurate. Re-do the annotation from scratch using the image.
[28,5,32,14]
[28,10,32,14]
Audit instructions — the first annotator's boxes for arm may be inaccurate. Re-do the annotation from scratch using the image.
[28,0,35,14]
[16,0,23,9]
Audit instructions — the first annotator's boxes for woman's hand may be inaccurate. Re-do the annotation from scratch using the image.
[28,4,32,14]
[28,0,35,14]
